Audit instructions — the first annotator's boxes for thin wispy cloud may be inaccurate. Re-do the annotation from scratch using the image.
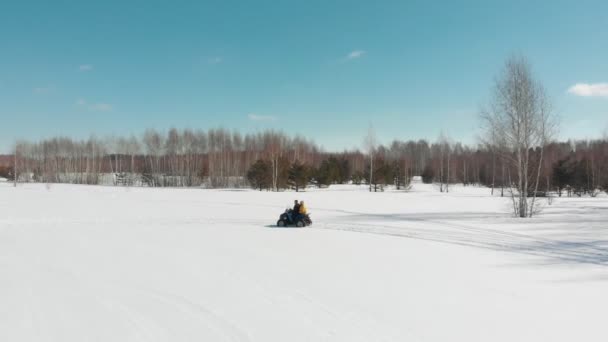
[248,113,276,122]
[79,64,93,72]
[568,83,608,97]
[76,99,113,111]
[208,57,223,64]
[33,86,54,94]
[346,50,366,60]
[90,103,112,111]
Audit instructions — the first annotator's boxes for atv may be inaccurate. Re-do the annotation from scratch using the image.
[276,209,312,227]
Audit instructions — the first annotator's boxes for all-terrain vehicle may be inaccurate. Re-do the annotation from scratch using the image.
[276,209,312,227]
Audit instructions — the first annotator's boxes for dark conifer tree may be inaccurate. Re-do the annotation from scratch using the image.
[288,161,309,192]
[247,160,272,191]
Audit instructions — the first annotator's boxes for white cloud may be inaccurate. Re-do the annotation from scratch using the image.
[89,103,112,111]
[76,99,112,111]
[346,50,366,60]
[248,113,276,121]
[79,64,93,72]
[33,86,54,94]
[567,83,608,97]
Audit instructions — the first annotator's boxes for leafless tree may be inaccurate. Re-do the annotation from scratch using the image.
[481,55,557,217]
[436,132,452,192]
[13,142,18,187]
[364,124,377,192]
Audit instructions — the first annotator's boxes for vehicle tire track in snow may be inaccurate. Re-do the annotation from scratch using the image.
[424,219,608,265]
[144,290,251,342]
[100,300,157,342]
[319,220,608,266]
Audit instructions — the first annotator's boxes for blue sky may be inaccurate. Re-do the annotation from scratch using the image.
[1,0,607,152]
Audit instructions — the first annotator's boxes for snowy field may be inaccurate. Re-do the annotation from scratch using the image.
[1,179,608,342]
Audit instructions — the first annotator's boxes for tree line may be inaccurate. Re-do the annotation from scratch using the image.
[8,128,425,190]
[7,127,607,196]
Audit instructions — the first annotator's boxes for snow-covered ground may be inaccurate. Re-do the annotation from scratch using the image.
[1,180,607,341]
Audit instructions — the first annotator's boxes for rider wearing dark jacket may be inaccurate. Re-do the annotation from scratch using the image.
[291,200,300,222]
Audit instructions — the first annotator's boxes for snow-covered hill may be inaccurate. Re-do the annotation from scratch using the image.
[1,181,607,341]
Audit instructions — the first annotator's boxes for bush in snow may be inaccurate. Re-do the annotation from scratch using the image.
[421,165,435,184]
[351,171,364,185]
[0,166,14,180]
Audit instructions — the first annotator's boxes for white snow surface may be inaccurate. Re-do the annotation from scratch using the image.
[1,180,607,341]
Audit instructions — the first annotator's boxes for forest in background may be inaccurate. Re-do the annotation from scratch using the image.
[1,127,607,197]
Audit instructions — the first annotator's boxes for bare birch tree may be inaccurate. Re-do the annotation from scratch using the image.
[481,55,556,217]
[364,124,377,192]
[13,142,18,187]
[437,132,452,192]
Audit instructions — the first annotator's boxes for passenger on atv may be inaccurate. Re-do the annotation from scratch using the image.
[277,200,312,227]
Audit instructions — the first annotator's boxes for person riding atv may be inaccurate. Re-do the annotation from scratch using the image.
[277,200,312,227]
[290,200,300,222]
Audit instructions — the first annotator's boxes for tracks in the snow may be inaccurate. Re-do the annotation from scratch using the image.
[318,218,608,266]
